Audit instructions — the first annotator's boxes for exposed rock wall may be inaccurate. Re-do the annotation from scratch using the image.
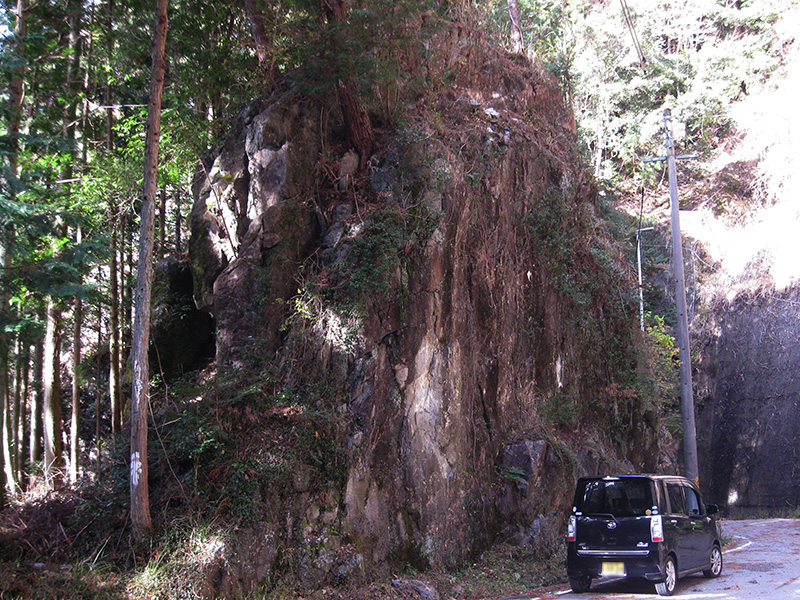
[696,289,800,511]
[190,99,320,365]
[188,23,662,593]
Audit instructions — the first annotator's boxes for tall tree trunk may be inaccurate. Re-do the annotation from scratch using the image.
[29,331,43,465]
[105,2,122,434]
[80,1,93,166]
[8,0,29,180]
[242,0,281,91]
[65,0,83,138]
[16,340,29,490]
[130,0,169,540]
[11,312,23,482]
[95,300,102,464]
[336,80,373,170]
[158,184,167,258]
[104,0,122,438]
[2,372,14,496]
[65,0,84,485]
[1,229,15,499]
[43,300,64,489]
[2,0,31,507]
[323,0,373,170]
[0,385,4,509]
[1,330,14,497]
[105,0,115,153]
[507,0,525,54]
[1,347,13,497]
[109,222,121,436]
[70,288,82,484]
[0,397,4,509]
[123,214,132,375]
[174,198,182,253]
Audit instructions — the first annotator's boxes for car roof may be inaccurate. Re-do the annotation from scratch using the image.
[578,474,693,483]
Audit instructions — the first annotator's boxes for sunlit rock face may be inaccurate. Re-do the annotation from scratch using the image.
[189,98,319,366]
[697,290,800,512]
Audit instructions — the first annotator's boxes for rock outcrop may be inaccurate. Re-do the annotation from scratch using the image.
[190,99,320,366]
[187,23,663,595]
[696,289,800,511]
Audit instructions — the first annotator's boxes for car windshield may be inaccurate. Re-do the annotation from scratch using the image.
[576,478,654,518]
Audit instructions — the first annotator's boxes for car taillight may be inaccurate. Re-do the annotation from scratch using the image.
[568,515,576,542]
[651,514,663,542]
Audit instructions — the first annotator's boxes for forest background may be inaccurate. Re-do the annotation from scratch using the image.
[0,0,797,598]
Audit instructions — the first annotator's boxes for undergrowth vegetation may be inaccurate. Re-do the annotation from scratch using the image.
[318,204,439,320]
[523,179,659,436]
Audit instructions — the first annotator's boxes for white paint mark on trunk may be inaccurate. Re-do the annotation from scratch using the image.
[131,451,142,487]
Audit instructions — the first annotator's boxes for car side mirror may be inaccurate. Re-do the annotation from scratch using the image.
[706,504,718,515]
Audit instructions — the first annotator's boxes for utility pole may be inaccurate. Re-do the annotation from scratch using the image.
[644,109,699,484]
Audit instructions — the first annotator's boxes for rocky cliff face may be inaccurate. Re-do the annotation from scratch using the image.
[187,23,663,595]
[696,289,800,512]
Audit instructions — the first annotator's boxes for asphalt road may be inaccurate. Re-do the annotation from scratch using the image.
[515,518,800,600]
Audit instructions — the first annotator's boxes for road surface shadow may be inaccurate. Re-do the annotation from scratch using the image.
[560,574,710,597]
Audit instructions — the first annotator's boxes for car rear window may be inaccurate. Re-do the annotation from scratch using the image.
[575,478,654,518]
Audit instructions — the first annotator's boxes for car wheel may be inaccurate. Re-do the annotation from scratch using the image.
[704,544,723,578]
[655,556,677,596]
[569,575,592,593]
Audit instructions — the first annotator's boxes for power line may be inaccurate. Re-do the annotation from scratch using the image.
[620,0,646,65]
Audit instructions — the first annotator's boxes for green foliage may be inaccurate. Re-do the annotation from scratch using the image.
[543,390,578,429]
[569,0,791,181]
[0,162,107,318]
[525,183,636,372]
[162,368,348,526]
[130,516,233,600]
[644,312,682,436]
[168,1,261,125]
[0,0,262,344]
[168,403,227,469]
[446,536,567,596]
[0,561,126,600]
[325,209,405,312]
[500,465,530,486]
[283,0,437,107]
[634,223,676,326]
[485,0,573,83]
[470,0,797,185]
[525,186,573,260]
[286,5,380,97]
[522,176,655,438]
[320,204,438,319]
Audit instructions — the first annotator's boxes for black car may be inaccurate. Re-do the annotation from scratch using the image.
[566,474,723,596]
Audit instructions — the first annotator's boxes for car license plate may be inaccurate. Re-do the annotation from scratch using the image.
[601,561,626,576]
